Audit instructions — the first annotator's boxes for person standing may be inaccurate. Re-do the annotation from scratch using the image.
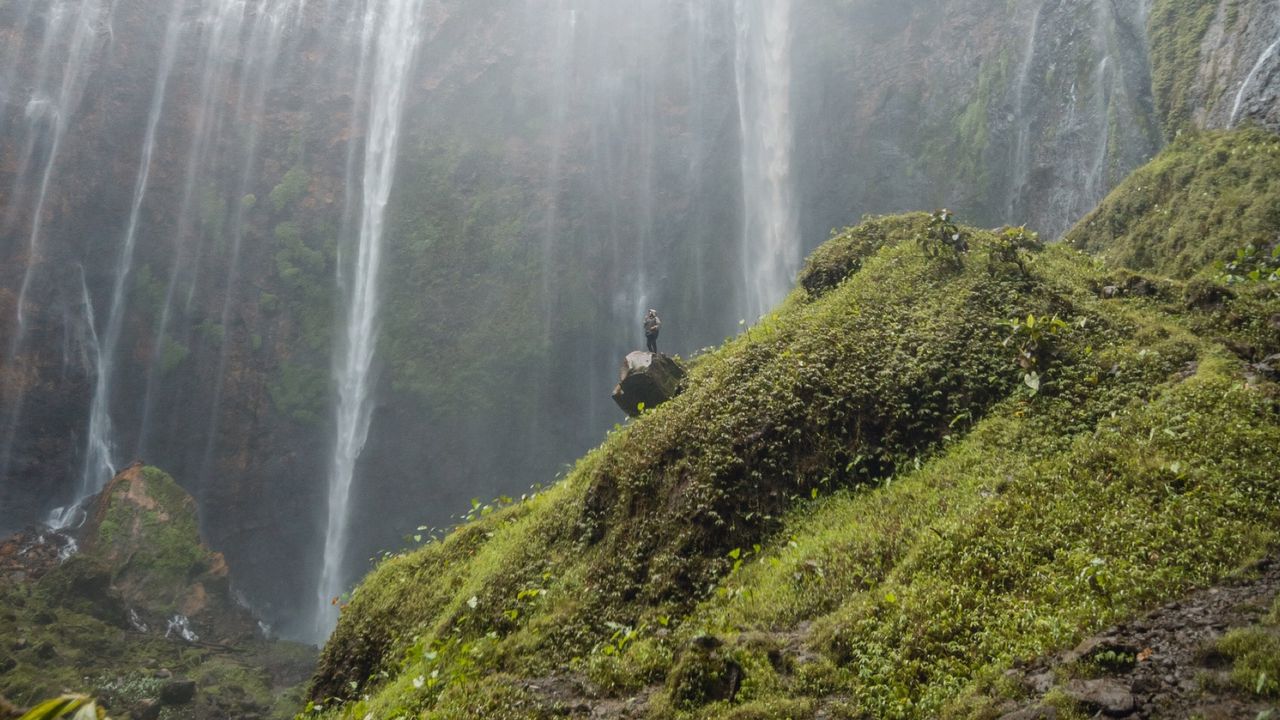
[644,309,661,354]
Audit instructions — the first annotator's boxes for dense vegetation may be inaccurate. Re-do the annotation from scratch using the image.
[302,128,1280,719]
[1068,129,1280,278]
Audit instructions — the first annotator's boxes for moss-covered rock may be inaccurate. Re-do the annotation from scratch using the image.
[1147,0,1219,137]
[77,464,253,642]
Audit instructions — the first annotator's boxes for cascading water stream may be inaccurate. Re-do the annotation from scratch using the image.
[1229,8,1280,128]
[0,0,109,484]
[195,0,307,491]
[1007,3,1044,222]
[13,0,107,333]
[48,0,186,529]
[315,0,426,640]
[732,0,798,322]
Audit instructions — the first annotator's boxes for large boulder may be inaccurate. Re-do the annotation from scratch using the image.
[612,352,686,417]
[67,463,257,644]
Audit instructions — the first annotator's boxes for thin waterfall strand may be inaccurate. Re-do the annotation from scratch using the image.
[315,0,425,639]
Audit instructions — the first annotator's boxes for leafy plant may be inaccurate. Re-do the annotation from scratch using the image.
[987,225,1042,276]
[17,696,109,720]
[1002,314,1070,394]
[595,622,645,657]
[916,209,969,266]
[1216,243,1280,286]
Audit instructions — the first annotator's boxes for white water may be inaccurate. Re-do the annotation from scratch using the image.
[0,0,108,483]
[13,0,107,332]
[49,0,186,529]
[1008,3,1044,222]
[315,0,426,639]
[1229,24,1280,127]
[733,0,798,321]
[165,613,200,642]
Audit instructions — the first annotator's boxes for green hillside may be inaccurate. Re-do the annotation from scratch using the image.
[305,131,1280,720]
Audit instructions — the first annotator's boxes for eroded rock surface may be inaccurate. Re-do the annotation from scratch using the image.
[612,352,686,418]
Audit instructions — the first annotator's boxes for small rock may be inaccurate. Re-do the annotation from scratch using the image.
[611,352,686,417]
[1130,676,1160,694]
[154,668,172,679]
[1028,672,1055,694]
[691,635,723,651]
[130,699,162,720]
[0,656,15,674]
[158,679,196,706]
[1063,679,1136,717]
[33,641,56,660]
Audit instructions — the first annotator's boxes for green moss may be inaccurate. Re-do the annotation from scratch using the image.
[1067,128,1280,278]
[268,361,329,426]
[269,166,310,213]
[798,214,913,297]
[159,339,189,373]
[1147,0,1218,137]
[86,467,208,613]
[1216,628,1280,697]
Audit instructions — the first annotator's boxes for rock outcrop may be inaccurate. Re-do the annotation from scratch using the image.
[75,464,257,645]
[611,352,686,418]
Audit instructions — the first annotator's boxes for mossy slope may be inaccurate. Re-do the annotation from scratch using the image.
[308,137,1280,720]
[1067,128,1280,278]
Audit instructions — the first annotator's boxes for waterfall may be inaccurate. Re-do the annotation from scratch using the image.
[11,0,106,333]
[315,0,426,639]
[1229,23,1280,127]
[194,0,306,493]
[48,0,186,529]
[0,0,109,486]
[733,0,798,322]
[1008,3,1044,222]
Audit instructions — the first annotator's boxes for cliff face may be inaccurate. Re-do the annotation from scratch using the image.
[0,0,1277,636]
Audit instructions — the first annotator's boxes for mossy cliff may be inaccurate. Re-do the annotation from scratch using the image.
[303,129,1280,719]
[1067,128,1280,279]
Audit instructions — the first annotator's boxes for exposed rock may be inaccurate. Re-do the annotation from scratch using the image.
[1062,679,1135,717]
[158,679,197,706]
[129,699,162,720]
[611,352,686,418]
[1248,353,1280,382]
[0,528,74,582]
